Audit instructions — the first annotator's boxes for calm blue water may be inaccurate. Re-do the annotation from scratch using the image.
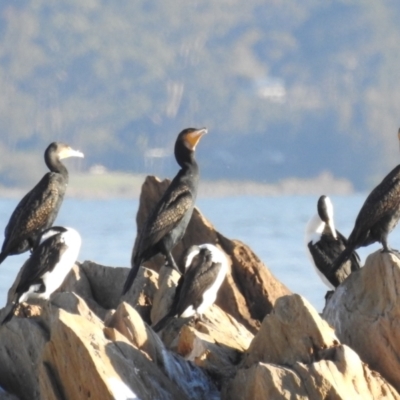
[0,194,389,312]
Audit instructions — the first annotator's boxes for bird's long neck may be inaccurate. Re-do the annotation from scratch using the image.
[180,156,198,174]
[45,153,68,180]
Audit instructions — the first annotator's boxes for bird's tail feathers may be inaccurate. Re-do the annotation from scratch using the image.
[0,252,8,265]
[330,245,356,275]
[122,263,140,295]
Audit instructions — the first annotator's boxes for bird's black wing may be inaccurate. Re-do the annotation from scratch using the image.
[3,173,63,252]
[15,234,67,295]
[308,230,359,287]
[175,255,223,317]
[4,190,33,239]
[349,165,400,243]
[138,184,193,255]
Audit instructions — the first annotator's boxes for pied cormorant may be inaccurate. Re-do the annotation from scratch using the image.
[0,142,84,265]
[123,127,207,295]
[331,129,400,274]
[1,226,81,324]
[305,195,360,289]
[152,243,228,332]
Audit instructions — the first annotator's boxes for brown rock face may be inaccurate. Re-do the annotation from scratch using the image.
[136,175,291,333]
[106,301,221,399]
[242,294,338,367]
[226,293,400,400]
[323,250,400,392]
[40,307,189,400]
[226,346,400,400]
[151,265,181,325]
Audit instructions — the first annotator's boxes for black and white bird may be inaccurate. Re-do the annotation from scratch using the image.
[123,127,207,295]
[1,226,81,324]
[0,142,84,265]
[152,244,228,332]
[331,129,400,274]
[305,195,360,289]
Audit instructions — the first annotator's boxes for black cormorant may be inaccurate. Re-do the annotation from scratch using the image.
[331,129,400,274]
[123,127,207,295]
[305,195,360,289]
[1,226,81,324]
[152,244,228,332]
[0,142,84,265]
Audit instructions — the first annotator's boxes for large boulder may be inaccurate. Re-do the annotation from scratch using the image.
[323,250,400,392]
[226,345,399,400]
[106,301,220,399]
[224,293,400,400]
[40,305,194,400]
[0,317,48,400]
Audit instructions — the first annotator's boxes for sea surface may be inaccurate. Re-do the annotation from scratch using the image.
[0,194,391,312]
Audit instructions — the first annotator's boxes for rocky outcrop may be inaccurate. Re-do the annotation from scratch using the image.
[226,294,400,400]
[323,250,400,392]
[1,177,400,399]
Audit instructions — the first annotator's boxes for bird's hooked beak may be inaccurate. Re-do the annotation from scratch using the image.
[59,147,85,160]
[184,128,208,151]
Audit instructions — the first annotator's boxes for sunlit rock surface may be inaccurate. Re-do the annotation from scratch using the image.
[226,294,399,400]
[323,250,400,392]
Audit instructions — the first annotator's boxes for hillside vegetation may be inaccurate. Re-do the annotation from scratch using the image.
[0,1,400,189]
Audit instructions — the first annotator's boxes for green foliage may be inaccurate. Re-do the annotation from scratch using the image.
[0,1,400,188]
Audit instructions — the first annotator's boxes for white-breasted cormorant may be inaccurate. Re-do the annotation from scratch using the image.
[0,142,83,265]
[305,195,360,289]
[1,226,81,324]
[123,127,207,295]
[331,129,400,274]
[153,243,228,332]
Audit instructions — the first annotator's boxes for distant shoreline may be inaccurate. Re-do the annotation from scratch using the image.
[0,171,354,199]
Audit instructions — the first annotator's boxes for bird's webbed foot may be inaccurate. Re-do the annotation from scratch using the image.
[192,312,206,326]
[380,246,400,255]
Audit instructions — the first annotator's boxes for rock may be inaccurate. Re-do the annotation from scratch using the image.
[0,317,48,400]
[167,304,254,353]
[74,260,159,323]
[225,345,400,400]
[4,177,400,400]
[120,267,159,323]
[50,292,105,325]
[154,303,254,387]
[39,306,189,400]
[106,301,220,399]
[79,260,127,310]
[225,363,308,400]
[151,265,181,325]
[136,175,291,333]
[242,294,338,367]
[59,265,109,319]
[225,293,400,400]
[106,301,161,363]
[0,390,20,400]
[323,250,400,392]
[216,235,290,333]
